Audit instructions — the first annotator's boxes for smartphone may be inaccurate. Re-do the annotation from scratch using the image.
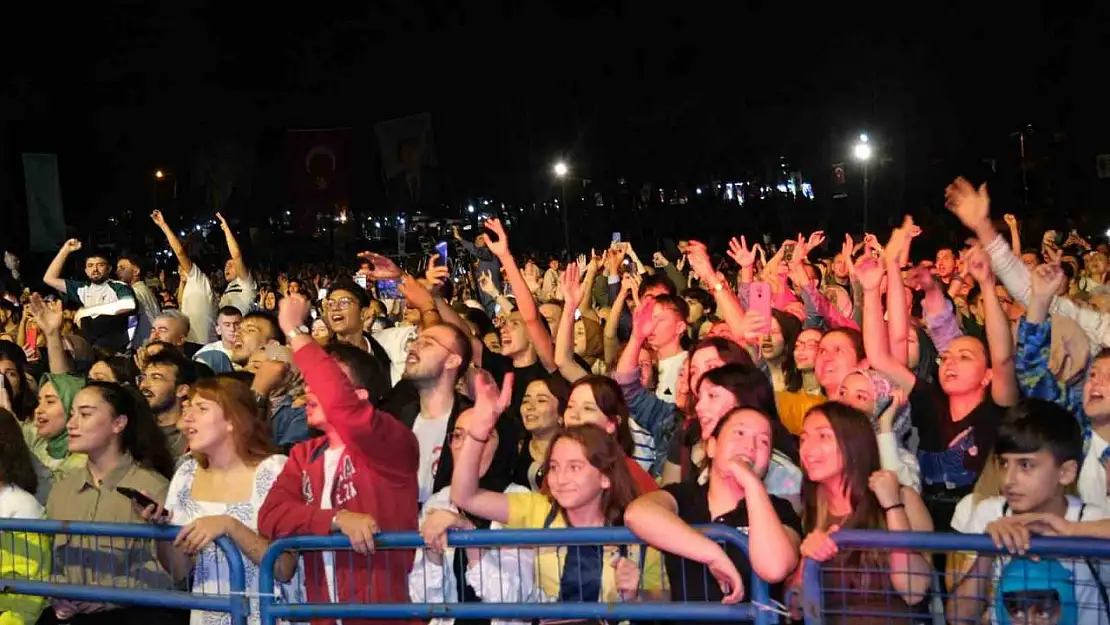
[317,288,328,301]
[353,274,368,289]
[749,281,773,328]
[435,241,449,266]
[611,232,621,243]
[782,241,796,264]
[117,486,166,516]
[377,279,401,299]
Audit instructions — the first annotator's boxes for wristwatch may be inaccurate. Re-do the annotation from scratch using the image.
[285,325,310,341]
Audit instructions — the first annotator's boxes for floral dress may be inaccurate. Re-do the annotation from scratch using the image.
[165,454,293,625]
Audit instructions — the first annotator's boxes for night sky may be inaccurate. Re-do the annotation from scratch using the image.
[3,1,1109,254]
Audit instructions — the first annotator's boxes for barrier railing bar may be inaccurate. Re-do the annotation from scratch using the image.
[0,519,248,625]
[258,524,771,625]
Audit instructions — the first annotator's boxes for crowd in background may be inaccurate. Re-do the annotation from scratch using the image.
[2,176,1110,624]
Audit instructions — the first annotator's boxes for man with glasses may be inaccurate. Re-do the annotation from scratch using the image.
[394,323,475,502]
[323,279,396,382]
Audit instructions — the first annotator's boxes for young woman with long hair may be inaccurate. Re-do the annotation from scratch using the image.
[562,375,658,495]
[683,363,803,511]
[145,376,296,625]
[626,407,801,611]
[452,372,665,604]
[794,402,932,624]
[0,342,35,422]
[512,378,567,490]
[762,310,804,393]
[44,381,183,625]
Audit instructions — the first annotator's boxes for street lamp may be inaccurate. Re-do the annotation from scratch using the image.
[853,134,873,231]
[153,169,177,208]
[553,161,570,252]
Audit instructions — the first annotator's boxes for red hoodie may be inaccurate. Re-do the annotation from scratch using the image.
[258,341,419,625]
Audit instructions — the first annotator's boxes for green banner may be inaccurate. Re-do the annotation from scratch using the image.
[22,153,66,252]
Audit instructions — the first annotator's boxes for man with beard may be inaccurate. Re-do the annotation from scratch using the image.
[43,240,135,353]
[139,349,198,460]
[394,323,475,503]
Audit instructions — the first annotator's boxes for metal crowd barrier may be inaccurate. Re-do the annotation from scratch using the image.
[0,519,248,625]
[259,524,772,625]
[801,529,1110,625]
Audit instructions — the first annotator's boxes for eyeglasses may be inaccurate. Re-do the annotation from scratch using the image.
[412,335,458,356]
[325,297,358,311]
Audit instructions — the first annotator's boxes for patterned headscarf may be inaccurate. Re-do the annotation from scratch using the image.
[848,368,913,450]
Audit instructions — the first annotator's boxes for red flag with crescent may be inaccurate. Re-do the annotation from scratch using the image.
[286,128,352,230]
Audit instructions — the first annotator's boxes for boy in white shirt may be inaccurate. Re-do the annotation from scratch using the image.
[949,398,1110,625]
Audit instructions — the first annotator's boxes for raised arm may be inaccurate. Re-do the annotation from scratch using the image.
[858,257,917,390]
[1003,214,1022,256]
[43,239,82,293]
[26,295,70,374]
[216,212,248,280]
[150,210,193,275]
[964,245,1020,406]
[883,219,914,365]
[451,372,514,524]
[687,241,746,338]
[553,265,589,383]
[484,219,556,370]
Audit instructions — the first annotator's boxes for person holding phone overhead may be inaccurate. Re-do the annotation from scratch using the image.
[453,224,502,313]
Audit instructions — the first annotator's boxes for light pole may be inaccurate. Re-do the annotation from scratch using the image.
[853,134,873,231]
[553,161,570,253]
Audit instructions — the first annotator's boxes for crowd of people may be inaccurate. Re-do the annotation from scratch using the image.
[1,177,1110,625]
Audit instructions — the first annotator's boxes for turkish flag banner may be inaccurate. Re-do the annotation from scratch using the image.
[286,128,352,229]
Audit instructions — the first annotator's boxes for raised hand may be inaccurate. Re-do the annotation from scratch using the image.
[26,293,63,336]
[63,238,82,253]
[1003,214,1018,230]
[685,241,715,281]
[727,236,760,268]
[944,177,991,232]
[478,271,499,297]
[854,256,884,291]
[356,252,402,280]
[805,231,826,255]
[470,370,514,437]
[277,295,312,336]
[879,387,908,433]
[560,263,584,309]
[150,210,167,228]
[215,212,228,228]
[631,298,660,341]
[962,244,995,287]
[883,216,914,265]
[424,255,450,291]
[1030,262,1065,301]
[484,219,510,258]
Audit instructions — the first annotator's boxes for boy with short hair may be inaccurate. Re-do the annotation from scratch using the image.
[948,398,1110,624]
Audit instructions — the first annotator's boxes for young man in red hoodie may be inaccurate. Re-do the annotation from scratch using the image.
[259,295,419,624]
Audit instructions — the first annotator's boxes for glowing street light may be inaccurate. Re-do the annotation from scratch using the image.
[154,169,165,179]
[553,161,570,251]
[853,133,873,230]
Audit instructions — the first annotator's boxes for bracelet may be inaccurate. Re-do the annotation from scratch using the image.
[468,431,490,444]
[881,502,905,513]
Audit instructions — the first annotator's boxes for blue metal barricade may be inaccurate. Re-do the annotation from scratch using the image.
[0,519,247,625]
[801,529,1110,625]
[259,524,773,625]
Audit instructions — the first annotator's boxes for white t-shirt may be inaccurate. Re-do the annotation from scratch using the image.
[413,413,451,503]
[182,264,216,344]
[321,447,343,607]
[0,484,43,519]
[957,495,1110,625]
[656,352,687,404]
[1079,433,1110,510]
[220,274,257,316]
[373,325,419,386]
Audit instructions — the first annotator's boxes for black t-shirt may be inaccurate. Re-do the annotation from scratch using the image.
[481,350,567,440]
[909,377,1004,527]
[663,481,802,614]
